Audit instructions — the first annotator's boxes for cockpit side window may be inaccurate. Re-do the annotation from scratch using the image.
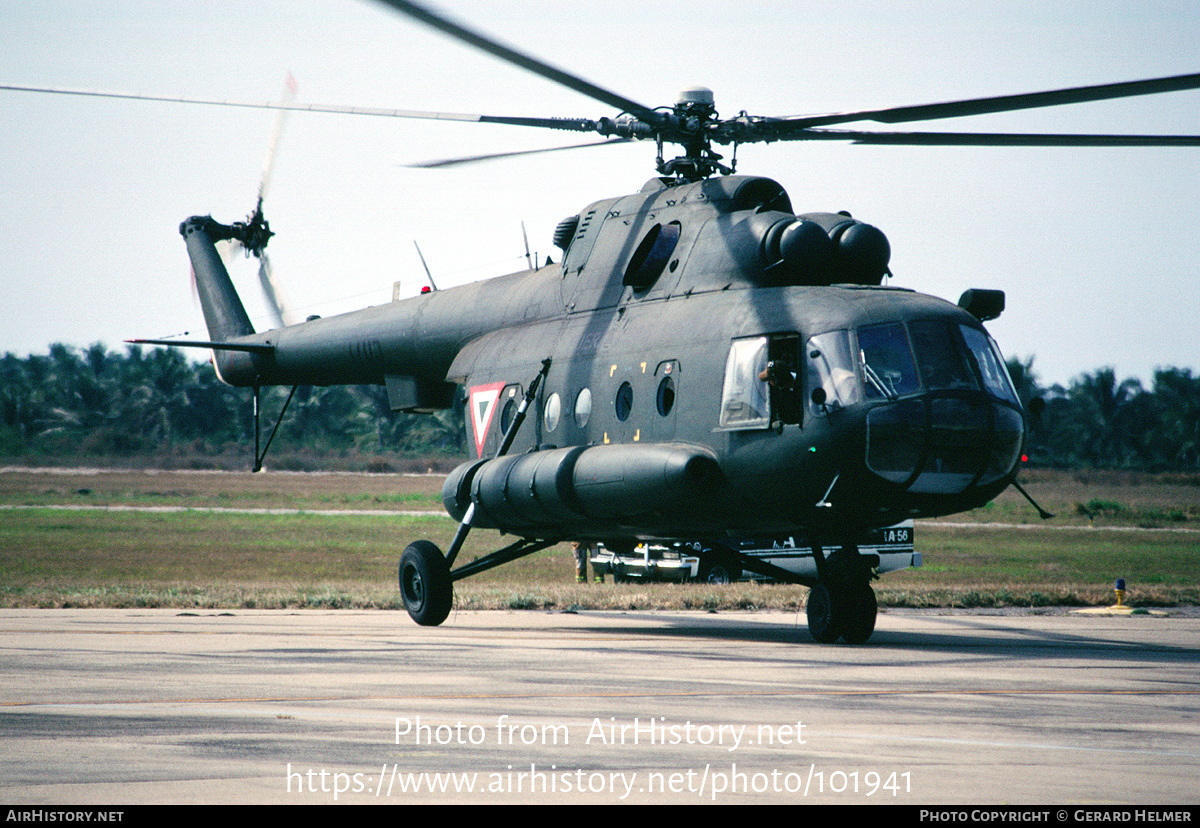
[805,330,860,416]
[959,325,1020,404]
[719,336,770,429]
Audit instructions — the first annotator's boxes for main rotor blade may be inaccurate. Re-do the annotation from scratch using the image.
[800,129,1200,147]
[373,0,661,123]
[0,83,597,132]
[404,137,632,168]
[776,72,1200,130]
[258,73,298,206]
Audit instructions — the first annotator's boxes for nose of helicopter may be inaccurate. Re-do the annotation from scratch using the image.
[864,393,1024,497]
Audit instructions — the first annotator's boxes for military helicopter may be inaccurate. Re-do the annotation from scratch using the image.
[17,1,1200,643]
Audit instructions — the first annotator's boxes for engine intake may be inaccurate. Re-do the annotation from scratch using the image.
[760,212,890,286]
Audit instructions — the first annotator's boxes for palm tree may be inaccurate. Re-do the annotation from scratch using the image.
[1153,368,1200,468]
[1070,368,1146,467]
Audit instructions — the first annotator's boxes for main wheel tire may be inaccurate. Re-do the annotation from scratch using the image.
[840,584,877,645]
[806,582,843,643]
[398,540,452,627]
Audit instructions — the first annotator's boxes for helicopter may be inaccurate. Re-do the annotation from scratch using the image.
[15,1,1200,643]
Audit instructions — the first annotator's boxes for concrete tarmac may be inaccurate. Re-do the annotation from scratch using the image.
[1,607,1197,805]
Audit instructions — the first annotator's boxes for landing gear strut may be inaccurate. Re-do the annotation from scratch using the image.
[397,535,559,626]
[398,360,554,628]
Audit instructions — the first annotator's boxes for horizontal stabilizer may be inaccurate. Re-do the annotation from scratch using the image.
[127,338,274,354]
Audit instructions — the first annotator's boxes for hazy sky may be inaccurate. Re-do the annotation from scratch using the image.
[2,0,1198,388]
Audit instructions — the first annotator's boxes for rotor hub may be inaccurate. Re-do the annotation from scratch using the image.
[676,86,715,111]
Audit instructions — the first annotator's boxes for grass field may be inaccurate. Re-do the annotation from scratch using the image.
[0,466,1196,611]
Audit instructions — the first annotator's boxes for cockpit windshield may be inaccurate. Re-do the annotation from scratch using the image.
[858,322,919,400]
[909,319,976,392]
[724,319,1019,430]
[793,317,1024,494]
[804,318,1020,412]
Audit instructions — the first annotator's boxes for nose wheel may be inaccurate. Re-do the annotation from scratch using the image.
[399,540,452,626]
[840,582,877,644]
[806,581,877,644]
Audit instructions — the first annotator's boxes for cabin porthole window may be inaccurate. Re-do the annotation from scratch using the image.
[574,387,592,428]
[543,392,561,433]
[615,381,633,421]
[656,376,675,416]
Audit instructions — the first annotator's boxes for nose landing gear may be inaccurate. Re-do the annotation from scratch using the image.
[805,543,879,644]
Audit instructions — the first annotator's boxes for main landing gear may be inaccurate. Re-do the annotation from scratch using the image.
[398,541,452,627]
[396,527,878,645]
[399,360,558,627]
[397,535,559,626]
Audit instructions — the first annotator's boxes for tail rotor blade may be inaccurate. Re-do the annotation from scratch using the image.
[240,73,297,330]
[257,251,295,328]
[220,238,244,266]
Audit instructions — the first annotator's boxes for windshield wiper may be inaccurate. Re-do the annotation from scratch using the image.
[861,354,897,401]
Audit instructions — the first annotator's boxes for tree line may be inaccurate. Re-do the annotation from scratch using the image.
[1009,358,1200,471]
[0,343,464,466]
[2,343,1198,470]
